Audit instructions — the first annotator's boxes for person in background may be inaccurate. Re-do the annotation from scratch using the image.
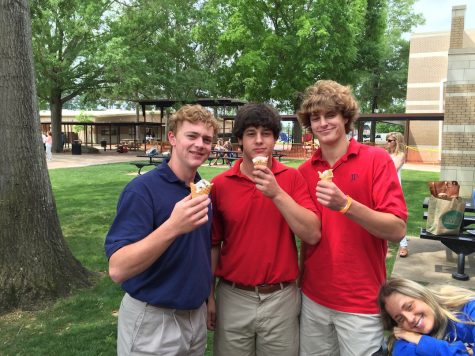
[297,80,407,356]
[42,131,47,151]
[378,277,475,355]
[208,102,321,356]
[387,132,409,257]
[45,131,53,161]
[223,139,234,166]
[209,138,225,165]
[105,104,218,356]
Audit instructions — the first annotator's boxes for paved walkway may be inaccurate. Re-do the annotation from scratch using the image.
[392,237,475,289]
[46,150,140,169]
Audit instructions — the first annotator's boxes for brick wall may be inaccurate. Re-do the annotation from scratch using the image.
[449,6,465,49]
[440,5,475,198]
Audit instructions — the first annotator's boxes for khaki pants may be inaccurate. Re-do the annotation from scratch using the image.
[214,281,300,356]
[117,293,207,356]
[299,294,384,356]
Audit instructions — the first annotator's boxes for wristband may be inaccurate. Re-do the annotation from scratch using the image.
[339,195,352,214]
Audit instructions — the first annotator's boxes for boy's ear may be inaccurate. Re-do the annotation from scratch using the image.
[168,131,176,146]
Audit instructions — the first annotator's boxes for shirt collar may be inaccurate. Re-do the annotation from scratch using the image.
[158,159,202,184]
[311,138,361,166]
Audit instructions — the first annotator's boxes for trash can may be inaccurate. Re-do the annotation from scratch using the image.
[100,140,107,151]
[72,140,82,155]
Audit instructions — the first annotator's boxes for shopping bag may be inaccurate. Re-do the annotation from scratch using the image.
[426,196,465,235]
[146,147,158,157]
[428,181,459,199]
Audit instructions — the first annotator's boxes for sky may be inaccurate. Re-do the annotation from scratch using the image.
[411,0,475,33]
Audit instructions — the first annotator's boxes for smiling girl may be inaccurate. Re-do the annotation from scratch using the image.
[378,278,475,355]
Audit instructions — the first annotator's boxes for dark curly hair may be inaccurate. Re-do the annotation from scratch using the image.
[232,103,282,140]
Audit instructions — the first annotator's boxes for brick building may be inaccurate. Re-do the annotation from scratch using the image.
[406,5,475,197]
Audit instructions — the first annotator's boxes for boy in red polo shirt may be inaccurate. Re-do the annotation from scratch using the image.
[207,103,321,356]
[297,80,407,356]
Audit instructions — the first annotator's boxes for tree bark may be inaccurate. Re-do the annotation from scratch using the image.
[0,0,91,315]
[50,90,63,152]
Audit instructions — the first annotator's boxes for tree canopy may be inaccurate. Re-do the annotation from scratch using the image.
[30,0,424,134]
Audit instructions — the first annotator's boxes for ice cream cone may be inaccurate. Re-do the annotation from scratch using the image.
[252,156,268,168]
[190,180,213,198]
[318,169,334,182]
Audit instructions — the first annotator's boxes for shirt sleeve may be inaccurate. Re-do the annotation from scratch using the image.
[290,169,320,218]
[393,337,468,356]
[392,335,468,356]
[104,188,154,259]
[372,150,408,222]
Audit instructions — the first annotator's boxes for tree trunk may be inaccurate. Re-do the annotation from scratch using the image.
[0,0,92,315]
[50,91,63,153]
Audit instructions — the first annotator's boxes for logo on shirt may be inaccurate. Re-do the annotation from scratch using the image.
[351,173,359,182]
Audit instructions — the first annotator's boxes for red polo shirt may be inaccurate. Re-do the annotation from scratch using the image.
[298,139,407,314]
[211,158,318,285]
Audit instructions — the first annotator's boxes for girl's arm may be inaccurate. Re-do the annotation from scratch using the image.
[393,153,405,171]
[392,327,469,355]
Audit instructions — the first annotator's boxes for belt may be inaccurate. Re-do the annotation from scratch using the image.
[221,279,292,294]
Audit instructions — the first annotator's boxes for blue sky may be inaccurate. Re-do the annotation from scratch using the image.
[411,0,475,33]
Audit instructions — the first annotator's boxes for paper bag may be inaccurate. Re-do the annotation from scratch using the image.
[428,181,459,199]
[426,196,465,235]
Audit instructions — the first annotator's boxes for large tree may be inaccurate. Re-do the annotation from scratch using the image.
[199,0,367,111]
[30,0,121,152]
[356,0,424,114]
[0,0,91,315]
[99,0,220,103]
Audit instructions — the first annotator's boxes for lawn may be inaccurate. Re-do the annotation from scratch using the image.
[0,161,438,355]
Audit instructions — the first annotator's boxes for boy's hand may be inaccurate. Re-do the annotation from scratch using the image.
[316,180,348,211]
[253,166,282,198]
[168,194,210,235]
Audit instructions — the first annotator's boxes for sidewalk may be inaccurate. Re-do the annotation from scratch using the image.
[46,150,139,169]
[391,237,475,289]
[403,162,440,172]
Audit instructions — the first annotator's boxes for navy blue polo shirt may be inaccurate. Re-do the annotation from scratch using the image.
[104,160,212,309]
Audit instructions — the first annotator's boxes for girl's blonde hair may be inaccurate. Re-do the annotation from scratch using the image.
[378,278,475,352]
[387,132,405,156]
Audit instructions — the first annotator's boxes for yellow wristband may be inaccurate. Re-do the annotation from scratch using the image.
[339,195,352,214]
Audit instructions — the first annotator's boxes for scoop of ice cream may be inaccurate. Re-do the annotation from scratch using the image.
[190,179,213,198]
[252,156,268,167]
[318,169,334,182]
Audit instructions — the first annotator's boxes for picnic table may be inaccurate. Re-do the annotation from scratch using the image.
[420,197,475,280]
[132,154,167,174]
[208,149,241,166]
[208,150,286,166]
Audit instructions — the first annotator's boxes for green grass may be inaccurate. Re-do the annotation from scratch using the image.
[0,161,437,355]
[402,169,439,237]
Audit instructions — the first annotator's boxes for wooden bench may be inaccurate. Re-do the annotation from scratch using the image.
[131,160,162,175]
[420,198,475,280]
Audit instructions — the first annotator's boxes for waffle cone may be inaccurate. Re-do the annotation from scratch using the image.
[318,169,333,182]
[190,182,213,198]
[252,156,268,168]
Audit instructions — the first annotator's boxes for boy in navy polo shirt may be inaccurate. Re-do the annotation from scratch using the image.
[208,103,321,355]
[105,104,218,355]
[297,80,407,356]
